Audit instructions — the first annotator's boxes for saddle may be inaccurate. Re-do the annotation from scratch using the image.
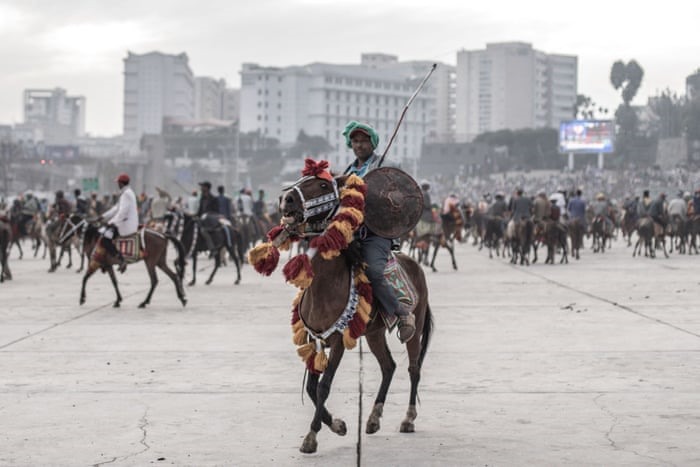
[115,231,146,263]
[378,253,418,332]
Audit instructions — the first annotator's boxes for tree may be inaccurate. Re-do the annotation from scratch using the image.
[610,60,644,105]
[610,59,645,165]
[287,130,332,159]
[573,94,609,120]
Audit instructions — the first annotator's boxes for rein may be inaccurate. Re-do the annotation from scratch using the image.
[58,218,86,245]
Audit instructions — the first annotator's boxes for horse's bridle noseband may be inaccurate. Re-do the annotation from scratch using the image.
[284,175,340,229]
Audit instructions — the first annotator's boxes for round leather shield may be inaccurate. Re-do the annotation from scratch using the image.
[363,167,423,238]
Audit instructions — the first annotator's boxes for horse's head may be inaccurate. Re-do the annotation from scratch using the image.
[279,159,343,234]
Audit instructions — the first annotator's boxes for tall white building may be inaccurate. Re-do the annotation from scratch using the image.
[456,42,577,141]
[222,88,240,121]
[239,54,452,171]
[23,88,85,144]
[123,51,195,139]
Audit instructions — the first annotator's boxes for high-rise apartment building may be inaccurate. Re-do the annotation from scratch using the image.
[23,88,85,144]
[687,70,700,101]
[239,54,454,170]
[455,42,577,141]
[123,51,195,139]
[222,88,240,121]
[194,77,226,120]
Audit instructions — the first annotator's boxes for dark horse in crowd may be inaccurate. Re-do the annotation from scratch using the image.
[0,217,12,282]
[178,213,243,286]
[79,223,187,308]
[276,171,433,454]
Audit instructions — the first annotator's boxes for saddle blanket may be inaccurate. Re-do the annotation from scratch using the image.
[116,232,144,263]
[379,253,418,332]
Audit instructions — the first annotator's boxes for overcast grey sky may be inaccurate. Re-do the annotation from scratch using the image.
[1,0,698,136]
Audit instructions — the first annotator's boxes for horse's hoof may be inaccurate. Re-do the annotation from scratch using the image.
[234,279,240,285]
[180,298,187,307]
[330,418,346,436]
[187,281,195,287]
[138,302,147,309]
[399,421,415,433]
[205,280,212,285]
[113,302,121,308]
[299,432,317,454]
[366,417,380,434]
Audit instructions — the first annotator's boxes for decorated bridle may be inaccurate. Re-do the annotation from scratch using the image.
[283,159,340,230]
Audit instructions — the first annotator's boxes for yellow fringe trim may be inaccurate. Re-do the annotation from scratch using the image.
[314,349,329,372]
[331,218,355,244]
[345,174,365,188]
[288,269,313,289]
[292,290,304,307]
[293,327,308,346]
[297,342,315,362]
[343,328,357,350]
[247,242,273,265]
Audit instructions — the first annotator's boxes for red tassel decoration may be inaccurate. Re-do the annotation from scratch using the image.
[247,243,280,276]
[283,254,314,288]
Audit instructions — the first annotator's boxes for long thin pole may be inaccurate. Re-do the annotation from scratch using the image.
[379,63,437,168]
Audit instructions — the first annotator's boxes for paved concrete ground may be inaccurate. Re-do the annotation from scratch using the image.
[1,239,699,466]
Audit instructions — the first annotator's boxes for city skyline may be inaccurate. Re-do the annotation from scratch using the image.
[1,0,698,136]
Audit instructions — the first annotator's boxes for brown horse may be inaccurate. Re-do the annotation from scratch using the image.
[277,173,433,454]
[79,223,187,308]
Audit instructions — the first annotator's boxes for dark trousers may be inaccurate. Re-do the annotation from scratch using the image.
[101,225,122,259]
[361,233,400,317]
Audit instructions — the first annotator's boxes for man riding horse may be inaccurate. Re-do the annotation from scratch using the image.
[342,120,415,343]
[99,173,138,273]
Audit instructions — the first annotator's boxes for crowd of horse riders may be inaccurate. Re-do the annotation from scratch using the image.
[0,179,279,282]
[408,183,700,267]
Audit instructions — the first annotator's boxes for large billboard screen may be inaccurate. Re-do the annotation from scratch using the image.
[559,120,615,154]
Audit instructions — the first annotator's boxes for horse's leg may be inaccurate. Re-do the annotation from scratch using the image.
[79,267,97,305]
[65,245,73,269]
[157,255,187,307]
[400,304,431,433]
[227,244,241,285]
[429,240,439,273]
[106,266,123,307]
[16,240,23,260]
[300,336,346,454]
[205,249,220,285]
[364,330,396,434]
[138,261,158,308]
[304,373,332,426]
[446,241,457,270]
[188,253,197,286]
[661,237,669,258]
[77,248,85,273]
[48,243,57,272]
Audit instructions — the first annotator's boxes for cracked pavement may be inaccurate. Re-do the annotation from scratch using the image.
[1,240,700,465]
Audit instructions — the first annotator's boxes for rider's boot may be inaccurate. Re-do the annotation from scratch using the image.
[102,237,127,273]
[396,304,416,343]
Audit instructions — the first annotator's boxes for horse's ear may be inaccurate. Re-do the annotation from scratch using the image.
[335,175,349,188]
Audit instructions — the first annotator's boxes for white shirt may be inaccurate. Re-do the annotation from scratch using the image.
[549,192,566,211]
[238,194,254,216]
[103,185,138,236]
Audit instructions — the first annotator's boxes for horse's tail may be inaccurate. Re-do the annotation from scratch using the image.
[166,234,186,280]
[418,303,433,369]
